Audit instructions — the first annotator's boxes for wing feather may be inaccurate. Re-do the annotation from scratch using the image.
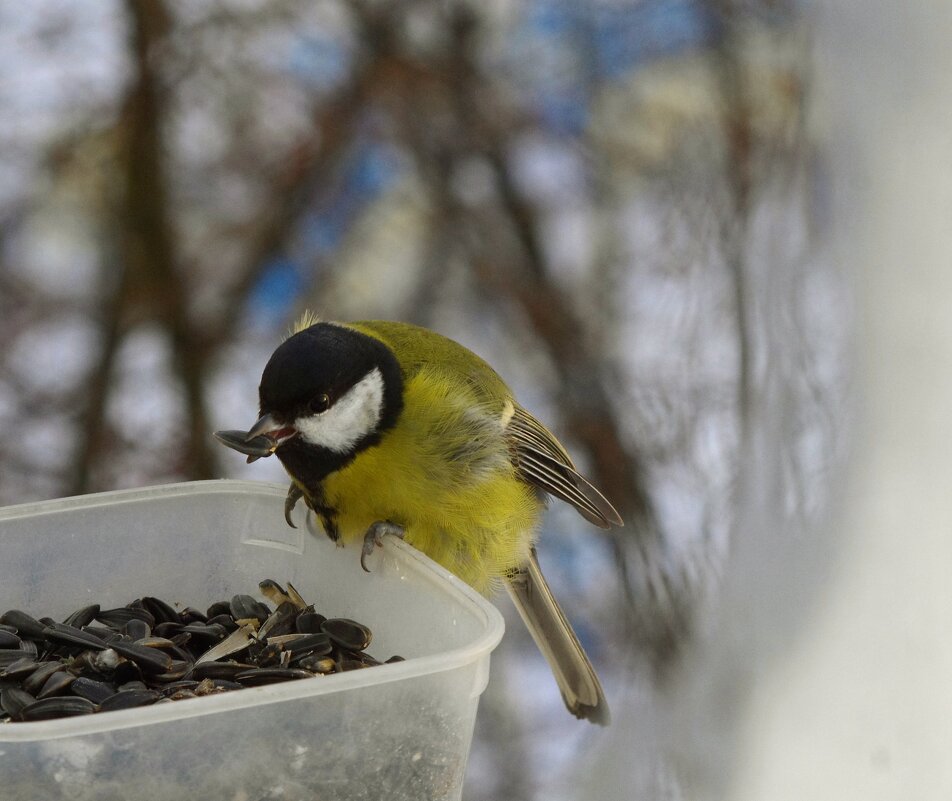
[508,406,623,528]
[517,455,608,526]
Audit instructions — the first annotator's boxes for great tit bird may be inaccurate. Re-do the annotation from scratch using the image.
[215,316,622,725]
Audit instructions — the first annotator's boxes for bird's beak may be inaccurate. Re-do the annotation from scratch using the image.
[213,413,298,463]
[246,413,285,441]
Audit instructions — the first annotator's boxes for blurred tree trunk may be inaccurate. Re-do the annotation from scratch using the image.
[73,0,218,491]
[120,0,217,480]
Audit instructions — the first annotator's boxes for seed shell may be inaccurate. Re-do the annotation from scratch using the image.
[229,595,270,624]
[321,618,372,651]
[1,581,391,723]
[1,657,39,680]
[43,623,108,651]
[62,604,100,630]
[17,696,96,721]
[234,667,313,686]
[141,596,180,625]
[1,688,35,716]
[0,610,46,640]
[98,689,160,712]
[23,662,64,695]
[0,650,28,668]
[110,641,174,674]
[37,670,75,699]
[97,607,155,629]
[70,677,114,705]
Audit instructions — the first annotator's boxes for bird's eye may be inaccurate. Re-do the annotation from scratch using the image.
[309,393,331,414]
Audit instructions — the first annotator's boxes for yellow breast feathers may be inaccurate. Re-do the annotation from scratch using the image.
[321,366,541,593]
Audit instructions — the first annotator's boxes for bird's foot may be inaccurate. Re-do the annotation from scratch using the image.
[284,484,304,528]
[360,521,405,573]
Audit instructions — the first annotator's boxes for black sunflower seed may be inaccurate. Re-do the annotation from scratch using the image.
[42,623,108,651]
[295,611,326,634]
[97,607,155,629]
[205,614,239,632]
[98,689,159,712]
[16,696,96,721]
[62,604,100,630]
[0,650,28,668]
[18,640,38,660]
[153,621,184,639]
[135,636,177,650]
[123,618,151,641]
[81,625,120,642]
[280,633,333,658]
[321,618,372,651]
[1,687,35,716]
[151,660,191,682]
[109,641,173,675]
[159,680,199,695]
[141,597,180,625]
[178,607,207,624]
[0,610,47,640]
[70,677,114,705]
[295,655,336,674]
[187,660,254,681]
[205,600,231,619]
[112,659,142,685]
[1,581,387,723]
[23,662,64,695]
[234,667,313,686]
[179,623,228,642]
[37,670,75,699]
[229,595,271,624]
[0,657,39,680]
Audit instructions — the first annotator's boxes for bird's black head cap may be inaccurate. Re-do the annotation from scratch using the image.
[259,323,403,484]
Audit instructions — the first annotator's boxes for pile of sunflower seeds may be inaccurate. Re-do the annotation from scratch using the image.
[0,579,402,723]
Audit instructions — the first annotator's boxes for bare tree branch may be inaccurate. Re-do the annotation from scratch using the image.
[118,0,216,480]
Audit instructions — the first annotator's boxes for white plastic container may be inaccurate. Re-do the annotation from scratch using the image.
[0,480,504,801]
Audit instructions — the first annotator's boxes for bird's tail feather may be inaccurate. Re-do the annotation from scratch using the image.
[505,548,610,725]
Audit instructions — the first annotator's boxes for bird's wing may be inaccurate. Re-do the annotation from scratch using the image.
[507,405,623,529]
[350,320,622,528]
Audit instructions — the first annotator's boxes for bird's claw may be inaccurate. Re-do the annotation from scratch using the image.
[284,484,304,528]
[360,521,405,573]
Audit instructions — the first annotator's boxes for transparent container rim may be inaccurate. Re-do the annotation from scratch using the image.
[0,479,506,742]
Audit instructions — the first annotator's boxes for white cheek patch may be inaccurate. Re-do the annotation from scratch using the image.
[294,367,385,453]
